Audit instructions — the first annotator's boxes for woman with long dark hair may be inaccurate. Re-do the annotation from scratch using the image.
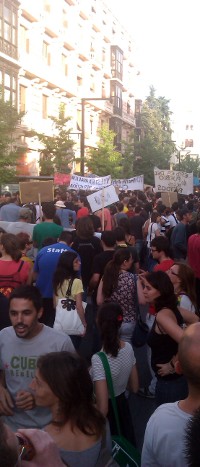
[97,248,138,343]
[91,302,139,443]
[53,251,86,349]
[30,352,110,467]
[141,270,198,406]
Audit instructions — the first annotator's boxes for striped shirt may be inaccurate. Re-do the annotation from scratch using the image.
[91,342,136,397]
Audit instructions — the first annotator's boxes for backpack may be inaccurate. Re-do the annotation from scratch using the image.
[0,261,24,298]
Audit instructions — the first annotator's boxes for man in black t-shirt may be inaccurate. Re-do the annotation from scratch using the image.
[89,231,116,297]
[129,205,145,262]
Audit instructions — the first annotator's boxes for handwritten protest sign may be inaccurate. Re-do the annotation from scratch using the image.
[19,181,54,204]
[112,175,144,191]
[154,168,193,195]
[161,192,178,207]
[69,174,111,191]
[87,185,119,213]
[54,173,71,185]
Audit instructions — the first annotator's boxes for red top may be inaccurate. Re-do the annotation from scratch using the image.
[77,207,89,219]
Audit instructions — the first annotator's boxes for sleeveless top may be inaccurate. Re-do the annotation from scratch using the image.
[147,307,184,380]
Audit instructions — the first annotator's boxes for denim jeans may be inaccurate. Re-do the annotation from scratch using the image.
[155,375,188,407]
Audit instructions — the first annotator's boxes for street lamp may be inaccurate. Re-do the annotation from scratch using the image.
[80,97,111,176]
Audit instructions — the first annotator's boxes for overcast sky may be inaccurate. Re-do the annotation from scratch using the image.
[106,0,200,133]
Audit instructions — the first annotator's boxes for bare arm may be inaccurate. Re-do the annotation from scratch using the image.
[137,276,146,305]
[178,306,199,324]
[94,379,108,417]
[127,364,139,393]
[0,370,14,415]
[89,273,100,292]
[156,308,183,343]
[97,278,105,305]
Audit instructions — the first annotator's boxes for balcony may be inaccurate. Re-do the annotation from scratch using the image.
[122,111,135,126]
[0,38,18,61]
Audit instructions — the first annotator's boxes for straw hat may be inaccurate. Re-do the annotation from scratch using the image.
[55,200,66,208]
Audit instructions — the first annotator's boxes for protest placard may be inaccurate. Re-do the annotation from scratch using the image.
[19,181,54,204]
[161,192,178,207]
[87,185,119,213]
[154,168,193,195]
[112,175,144,191]
[69,174,111,191]
[54,173,71,185]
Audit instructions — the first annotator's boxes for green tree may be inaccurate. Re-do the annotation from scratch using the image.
[173,153,200,176]
[121,131,134,178]
[133,86,176,185]
[88,124,123,177]
[0,96,24,182]
[33,106,75,175]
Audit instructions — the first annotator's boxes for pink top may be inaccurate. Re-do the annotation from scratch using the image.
[96,208,112,231]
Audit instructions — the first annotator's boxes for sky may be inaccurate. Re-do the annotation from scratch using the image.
[106,0,200,139]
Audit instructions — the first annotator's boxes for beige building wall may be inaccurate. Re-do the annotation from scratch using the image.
[1,0,139,176]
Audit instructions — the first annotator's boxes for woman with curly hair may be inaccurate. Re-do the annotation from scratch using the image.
[91,302,139,443]
[30,351,111,467]
[97,248,138,343]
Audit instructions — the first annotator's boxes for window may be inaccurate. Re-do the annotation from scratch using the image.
[61,54,68,76]
[20,25,29,53]
[0,2,18,58]
[42,41,51,66]
[20,85,26,112]
[110,82,122,116]
[185,139,193,147]
[0,68,17,105]
[90,73,95,92]
[186,124,189,130]
[42,95,48,119]
[111,46,123,81]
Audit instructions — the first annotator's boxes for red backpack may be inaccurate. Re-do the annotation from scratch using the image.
[0,261,24,298]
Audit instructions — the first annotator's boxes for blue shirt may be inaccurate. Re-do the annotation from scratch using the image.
[34,242,80,298]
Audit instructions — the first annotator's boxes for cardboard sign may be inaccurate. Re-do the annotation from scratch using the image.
[112,175,144,191]
[19,181,54,204]
[69,174,111,191]
[154,168,193,195]
[54,173,71,185]
[161,192,178,207]
[87,185,119,213]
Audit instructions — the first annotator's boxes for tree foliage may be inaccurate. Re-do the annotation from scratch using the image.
[173,154,200,176]
[0,97,23,182]
[132,86,176,185]
[88,124,123,177]
[33,107,75,175]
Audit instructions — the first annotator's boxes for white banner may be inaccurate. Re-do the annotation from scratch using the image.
[87,185,119,213]
[69,174,111,191]
[154,168,193,195]
[112,175,144,191]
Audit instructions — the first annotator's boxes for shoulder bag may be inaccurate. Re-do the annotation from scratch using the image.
[53,279,86,335]
[97,351,141,467]
[131,275,149,348]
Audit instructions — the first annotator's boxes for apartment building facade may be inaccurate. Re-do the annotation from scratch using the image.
[0,0,139,176]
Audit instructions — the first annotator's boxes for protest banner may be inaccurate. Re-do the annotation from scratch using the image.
[69,174,111,191]
[112,175,144,191]
[54,173,71,185]
[87,185,119,213]
[19,181,54,204]
[154,168,193,195]
[161,192,178,207]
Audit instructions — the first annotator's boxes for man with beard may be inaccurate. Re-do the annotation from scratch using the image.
[0,285,75,432]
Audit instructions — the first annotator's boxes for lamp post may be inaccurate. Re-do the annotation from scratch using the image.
[80,97,111,176]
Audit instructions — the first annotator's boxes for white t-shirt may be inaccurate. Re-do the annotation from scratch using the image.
[141,401,191,467]
[91,342,136,397]
[179,294,196,313]
[147,222,159,248]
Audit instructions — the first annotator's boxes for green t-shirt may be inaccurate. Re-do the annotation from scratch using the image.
[32,222,63,250]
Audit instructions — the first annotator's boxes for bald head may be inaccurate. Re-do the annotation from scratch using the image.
[178,323,200,387]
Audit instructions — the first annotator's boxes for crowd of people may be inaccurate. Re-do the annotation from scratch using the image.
[0,186,200,466]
